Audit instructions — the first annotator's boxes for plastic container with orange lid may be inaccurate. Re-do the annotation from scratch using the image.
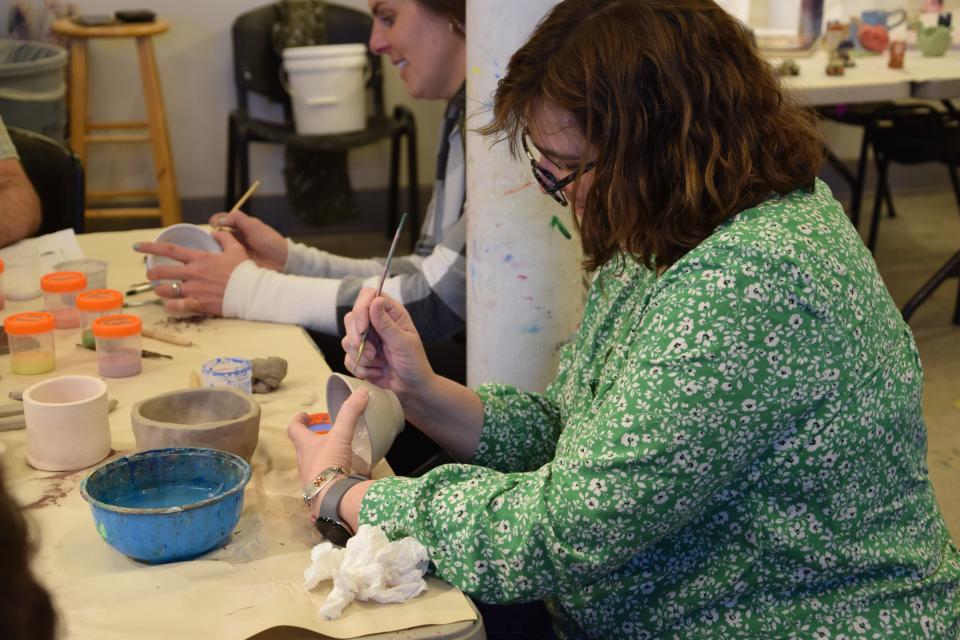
[76,289,124,348]
[0,256,5,310]
[4,311,56,374]
[41,271,87,329]
[92,314,142,378]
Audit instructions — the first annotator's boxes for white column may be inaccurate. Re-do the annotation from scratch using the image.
[466,0,586,392]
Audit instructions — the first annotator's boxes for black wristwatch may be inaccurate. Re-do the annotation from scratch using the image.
[314,474,366,546]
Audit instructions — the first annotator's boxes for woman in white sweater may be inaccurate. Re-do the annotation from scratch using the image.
[135,0,467,345]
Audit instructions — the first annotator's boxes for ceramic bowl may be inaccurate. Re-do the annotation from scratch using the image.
[80,447,250,563]
[131,388,260,461]
[145,223,222,280]
[325,373,404,475]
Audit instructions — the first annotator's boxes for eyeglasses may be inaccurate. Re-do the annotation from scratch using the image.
[521,131,595,207]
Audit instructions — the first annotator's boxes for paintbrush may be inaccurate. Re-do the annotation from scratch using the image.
[353,212,407,375]
[215,180,261,232]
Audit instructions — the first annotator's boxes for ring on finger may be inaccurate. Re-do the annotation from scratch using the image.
[171,281,183,298]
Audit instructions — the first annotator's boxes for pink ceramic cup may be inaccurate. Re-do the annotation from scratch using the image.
[23,375,111,471]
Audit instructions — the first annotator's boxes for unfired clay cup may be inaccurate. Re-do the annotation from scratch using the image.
[325,373,404,475]
[145,223,222,283]
[130,387,261,461]
[23,375,111,471]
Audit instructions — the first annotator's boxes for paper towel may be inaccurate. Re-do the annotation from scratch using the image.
[304,524,430,620]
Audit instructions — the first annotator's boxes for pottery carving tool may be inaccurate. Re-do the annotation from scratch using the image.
[353,212,407,375]
[76,344,172,359]
[215,179,261,232]
[125,281,155,296]
[142,328,193,347]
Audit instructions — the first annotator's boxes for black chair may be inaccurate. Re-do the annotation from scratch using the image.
[7,126,84,236]
[863,104,960,324]
[864,104,960,253]
[225,3,419,246]
[817,102,898,228]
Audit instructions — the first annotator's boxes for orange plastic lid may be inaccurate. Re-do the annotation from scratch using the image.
[92,314,142,338]
[77,289,124,312]
[4,311,55,335]
[0,256,4,273]
[40,271,87,293]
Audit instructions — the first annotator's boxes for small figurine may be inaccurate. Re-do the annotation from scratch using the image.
[888,40,906,68]
[838,40,857,66]
[826,52,846,76]
[774,59,800,77]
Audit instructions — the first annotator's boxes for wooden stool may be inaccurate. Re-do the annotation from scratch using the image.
[52,19,181,226]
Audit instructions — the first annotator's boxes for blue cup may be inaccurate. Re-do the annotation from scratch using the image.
[861,8,907,29]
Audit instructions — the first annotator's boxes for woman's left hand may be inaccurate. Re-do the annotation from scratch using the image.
[136,230,251,316]
[287,388,369,521]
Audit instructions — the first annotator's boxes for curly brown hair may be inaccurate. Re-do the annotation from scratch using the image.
[0,464,56,640]
[481,0,824,271]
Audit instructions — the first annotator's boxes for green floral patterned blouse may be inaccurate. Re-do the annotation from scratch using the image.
[360,180,960,638]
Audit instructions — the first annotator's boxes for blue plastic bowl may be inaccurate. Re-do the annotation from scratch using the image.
[80,447,251,563]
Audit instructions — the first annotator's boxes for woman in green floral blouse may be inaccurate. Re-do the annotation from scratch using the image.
[288,0,960,637]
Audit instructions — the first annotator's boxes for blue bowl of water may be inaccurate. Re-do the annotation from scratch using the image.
[80,447,251,563]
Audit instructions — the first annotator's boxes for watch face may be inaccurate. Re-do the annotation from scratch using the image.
[315,517,351,546]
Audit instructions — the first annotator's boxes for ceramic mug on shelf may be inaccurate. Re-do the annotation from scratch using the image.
[861,8,907,29]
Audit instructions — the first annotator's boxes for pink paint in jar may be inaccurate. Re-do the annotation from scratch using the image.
[41,271,87,329]
[92,314,142,378]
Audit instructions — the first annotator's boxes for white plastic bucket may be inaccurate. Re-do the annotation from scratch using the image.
[281,43,368,135]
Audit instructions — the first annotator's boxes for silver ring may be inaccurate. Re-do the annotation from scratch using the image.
[171,281,182,298]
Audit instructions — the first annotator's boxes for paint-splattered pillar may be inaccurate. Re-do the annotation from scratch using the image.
[466,0,586,392]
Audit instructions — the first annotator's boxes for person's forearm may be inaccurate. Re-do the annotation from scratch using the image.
[401,374,484,462]
[0,164,41,247]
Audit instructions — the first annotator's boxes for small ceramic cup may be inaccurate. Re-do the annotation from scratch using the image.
[23,375,111,471]
[325,373,404,475]
[145,223,223,283]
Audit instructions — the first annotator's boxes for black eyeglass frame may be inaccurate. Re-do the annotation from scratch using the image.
[521,131,596,206]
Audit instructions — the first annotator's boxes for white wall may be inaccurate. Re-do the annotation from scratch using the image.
[61,0,444,199]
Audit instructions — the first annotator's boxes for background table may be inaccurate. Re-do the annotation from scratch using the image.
[778,49,960,106]
[0,229,480,640]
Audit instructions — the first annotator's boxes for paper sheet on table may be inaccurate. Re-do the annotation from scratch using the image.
[0,228,85,272]
[0,244,477,640]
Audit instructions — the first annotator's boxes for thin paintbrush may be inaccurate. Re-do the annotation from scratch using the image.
[353,212,408,375]
[215,179,261,231]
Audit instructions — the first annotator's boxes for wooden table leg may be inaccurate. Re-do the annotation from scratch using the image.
[136,35,181,226]
[67,39,88,187]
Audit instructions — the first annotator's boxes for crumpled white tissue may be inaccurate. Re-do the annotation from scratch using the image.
[303,524,430,620]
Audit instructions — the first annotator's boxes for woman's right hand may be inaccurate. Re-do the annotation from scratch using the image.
[343,289,434,403]
[209,210,288,272]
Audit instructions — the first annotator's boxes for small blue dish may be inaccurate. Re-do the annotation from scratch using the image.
[80,447,251,563]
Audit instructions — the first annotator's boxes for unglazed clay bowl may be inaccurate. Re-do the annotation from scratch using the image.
[325,373,404,475]
[131,388,260,461]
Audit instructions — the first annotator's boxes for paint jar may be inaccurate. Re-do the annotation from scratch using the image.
[41,271,87,329]
[54,258,109,290]
[0,256,5,310]
[92,314,142,378]
[4,312,56,375]
[201,357,253,394]
[76,289,124,348]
